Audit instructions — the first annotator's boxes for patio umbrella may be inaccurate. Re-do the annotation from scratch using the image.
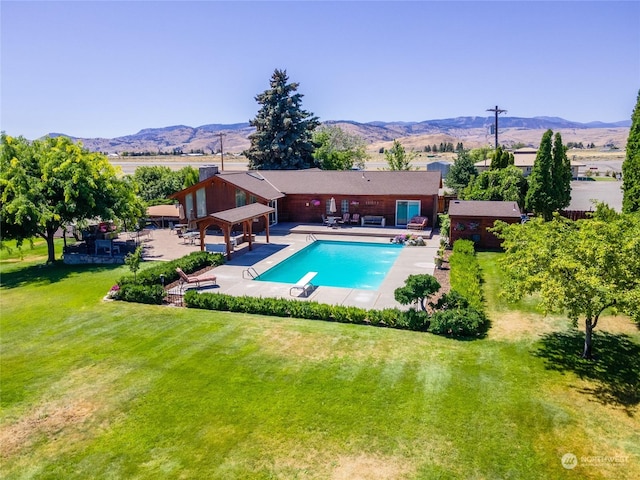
[329,197,337,214]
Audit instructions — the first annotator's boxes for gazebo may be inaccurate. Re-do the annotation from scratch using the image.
[194,203,275,259]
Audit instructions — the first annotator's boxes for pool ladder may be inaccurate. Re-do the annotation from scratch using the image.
[306,234,317,242]
[242,267,259,279]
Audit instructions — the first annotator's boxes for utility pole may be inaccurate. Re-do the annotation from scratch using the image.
[486,105,507,149]
[217,132,226,171]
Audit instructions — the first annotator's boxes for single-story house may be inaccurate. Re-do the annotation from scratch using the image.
[170,166,442,256]
[448,200,522,249]
[475,147,584,178]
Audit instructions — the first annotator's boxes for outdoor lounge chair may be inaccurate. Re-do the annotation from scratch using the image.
[341,213,350,224]
[407,216,428,230]
[176,267,217,288]
[350,213,360,225]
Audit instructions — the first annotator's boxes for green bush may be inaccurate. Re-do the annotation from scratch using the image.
[116,284,165,305]
[183,291,435,333]
[430,306,490,338]
[449,240,483,309]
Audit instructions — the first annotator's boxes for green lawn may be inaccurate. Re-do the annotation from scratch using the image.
[1,245,638,479]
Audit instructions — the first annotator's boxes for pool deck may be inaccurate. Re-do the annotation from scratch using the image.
[160,223,439,310]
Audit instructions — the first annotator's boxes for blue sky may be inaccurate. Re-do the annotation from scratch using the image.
[2,0,639,139]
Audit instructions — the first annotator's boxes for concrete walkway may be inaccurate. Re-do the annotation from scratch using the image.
[149,225,439,310]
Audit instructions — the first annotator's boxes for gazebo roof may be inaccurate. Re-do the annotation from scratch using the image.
[202,203,275,226]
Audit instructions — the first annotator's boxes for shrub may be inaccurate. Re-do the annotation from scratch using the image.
[449,240,483,310]
[117,284,165,305]
[430,306,490,338]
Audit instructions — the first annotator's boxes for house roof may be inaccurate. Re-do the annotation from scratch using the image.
[224,169,442,196]
[173,169,442,202]
[448,200,522,218]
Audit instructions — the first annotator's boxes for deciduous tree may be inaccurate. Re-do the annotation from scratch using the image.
[312,125,367,170]
[244,69,319,170]
[493,212,640,358]
[384,140,415,170]
[1,134,145,263]
[622,90,640,213]
[461,165,528,207]
[394,274,441,312]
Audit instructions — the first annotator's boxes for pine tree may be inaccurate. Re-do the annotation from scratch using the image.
[244,69,320,170]
[622,90,640,213]
[525,129,555,220]
[551,132,572,211]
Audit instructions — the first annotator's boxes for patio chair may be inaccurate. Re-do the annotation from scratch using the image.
[341,213,350,225]
[351,213,360,225]
[176,267,217,288]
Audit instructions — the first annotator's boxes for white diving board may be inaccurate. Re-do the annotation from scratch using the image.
[289,271,318,297]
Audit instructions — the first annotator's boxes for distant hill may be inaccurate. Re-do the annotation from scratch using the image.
[50,117,630,154]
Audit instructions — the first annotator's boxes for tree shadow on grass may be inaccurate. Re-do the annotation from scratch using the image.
[0,261,122,289]
[534,330,640,416]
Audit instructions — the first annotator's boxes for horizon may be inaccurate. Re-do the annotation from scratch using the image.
[44,114,631,142]
[2,1,638,139]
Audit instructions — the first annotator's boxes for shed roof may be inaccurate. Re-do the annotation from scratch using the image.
[448,200,522,218]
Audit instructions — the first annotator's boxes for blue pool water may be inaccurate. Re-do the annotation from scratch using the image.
[256,240,403,290]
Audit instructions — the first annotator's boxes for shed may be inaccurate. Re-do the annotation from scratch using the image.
[448,200,522,249]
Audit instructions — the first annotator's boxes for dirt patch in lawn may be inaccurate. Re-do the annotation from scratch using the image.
[331,454,414,480]
[0,365,128,458]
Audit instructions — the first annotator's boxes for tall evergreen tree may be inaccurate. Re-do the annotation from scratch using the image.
[244,69,319,170]
[525,129,555,220]
[551,132,572,211]
[622,90,640,213]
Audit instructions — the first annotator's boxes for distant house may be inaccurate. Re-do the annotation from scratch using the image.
[170,166,442,256]
[475,148,584,178]
[448,200,522,249]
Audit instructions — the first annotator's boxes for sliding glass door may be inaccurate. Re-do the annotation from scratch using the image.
[396,200,421,226]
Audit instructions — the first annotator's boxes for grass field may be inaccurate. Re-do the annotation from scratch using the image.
[1,241,638,479]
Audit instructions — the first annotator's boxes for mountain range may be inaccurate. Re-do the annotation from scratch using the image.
[50,117,631,155]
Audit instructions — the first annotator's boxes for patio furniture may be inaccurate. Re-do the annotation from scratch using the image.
[289,271,317,297]
[341,213,350,224]
[407,216,428,230]
[361,215,386,227]
[183,231,200,245]
[350,213,360,225]
[176,267,217,288]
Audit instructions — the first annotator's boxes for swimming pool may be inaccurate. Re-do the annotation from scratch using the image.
[256,240,403,290]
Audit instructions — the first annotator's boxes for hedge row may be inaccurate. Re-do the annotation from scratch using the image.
[115,251,225,304]
[449,239,483,310]
[184,290,432,331]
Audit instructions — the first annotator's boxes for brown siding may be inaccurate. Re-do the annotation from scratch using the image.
[449,215,520,249]
[279,194,437,226]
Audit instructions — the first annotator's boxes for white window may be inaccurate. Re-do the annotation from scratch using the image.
[196,188,206,218]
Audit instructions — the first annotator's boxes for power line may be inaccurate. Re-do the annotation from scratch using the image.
[486,105,507,149]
